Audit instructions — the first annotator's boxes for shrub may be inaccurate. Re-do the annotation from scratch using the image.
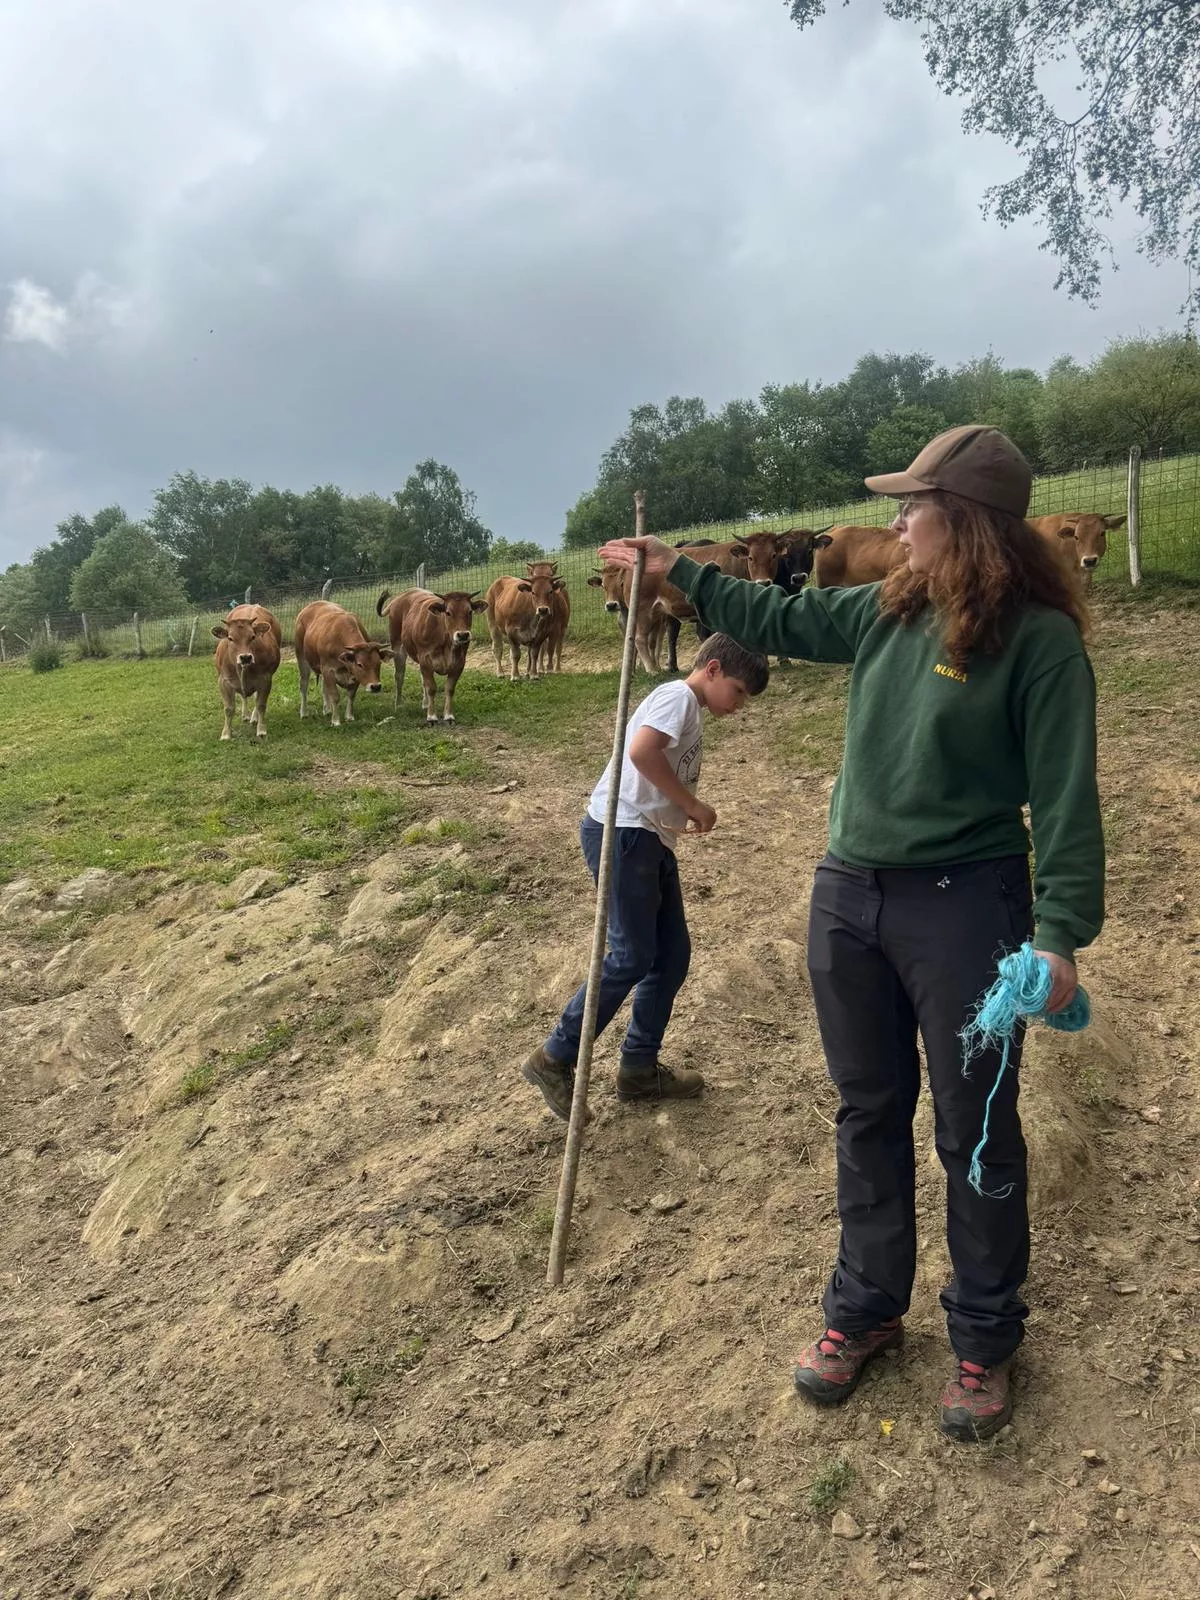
[74,631,110,660]
[29,643,63,674]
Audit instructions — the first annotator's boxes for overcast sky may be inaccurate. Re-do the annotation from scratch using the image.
[0,0,1190,565]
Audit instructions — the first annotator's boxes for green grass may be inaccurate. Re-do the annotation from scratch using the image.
[335,1335,428,1404]
[0,655,628,885]
[807,1456,856,1513]
[180,1020,297,1101]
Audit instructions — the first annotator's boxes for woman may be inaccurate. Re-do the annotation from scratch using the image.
[600,425,1104,1441]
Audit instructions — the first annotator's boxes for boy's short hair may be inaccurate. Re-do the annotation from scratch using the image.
[693,633,770,696]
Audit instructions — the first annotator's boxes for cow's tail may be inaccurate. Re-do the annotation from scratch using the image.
[376,590,391,616]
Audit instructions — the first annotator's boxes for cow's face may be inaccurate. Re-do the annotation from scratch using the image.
[1057,514,1125,572]
[587,565,625,614]
[335,642,394,691]
[730,531,788,586]
[777,529,833,586]
[430,591,487,647]
[522,571,563,621]
[212,616,271,668]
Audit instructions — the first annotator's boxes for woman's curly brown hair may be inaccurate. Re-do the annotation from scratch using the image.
[879,490,1090,671]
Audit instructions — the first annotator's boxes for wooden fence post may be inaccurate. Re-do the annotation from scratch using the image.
[244,586,252,604]
[81,613,90,650]
[1126,445,1143,588]
[188,615,200,656]
[321,578,333,600]
[44,616,53,644]
[133,611,144,657]
[0,628,6,663]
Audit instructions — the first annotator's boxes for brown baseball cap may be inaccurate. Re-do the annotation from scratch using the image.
[864,424,1033,517]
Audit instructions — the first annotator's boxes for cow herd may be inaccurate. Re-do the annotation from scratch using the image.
[209,510,1125,739]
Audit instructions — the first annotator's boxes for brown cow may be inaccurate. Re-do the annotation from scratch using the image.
[211,604,282,741]
[486,570,566,682]
[294,600,393,727]
[811,525,906,588]
[729,528,831,588]
[527,561,570,673]
[1027,512,1125,581]
[377,587,486,724]
[587,542,750,672]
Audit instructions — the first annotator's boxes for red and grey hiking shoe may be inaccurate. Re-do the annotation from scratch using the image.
[940,1358,1013,1441]
[793,1319,903,1405]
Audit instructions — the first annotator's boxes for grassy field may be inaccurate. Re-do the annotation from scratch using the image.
[0,656,641,888]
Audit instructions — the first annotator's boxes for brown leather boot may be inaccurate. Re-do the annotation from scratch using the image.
[616,1059,704,1101]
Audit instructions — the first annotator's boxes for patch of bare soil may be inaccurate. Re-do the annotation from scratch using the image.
[1,611,1197,1600]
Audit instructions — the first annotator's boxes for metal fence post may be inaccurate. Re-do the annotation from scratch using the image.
[1127,446,1143,587]
[133,611,144,657]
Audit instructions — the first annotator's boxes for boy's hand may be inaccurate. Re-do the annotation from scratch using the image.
[685,801,717,834]
[597,535,679,576]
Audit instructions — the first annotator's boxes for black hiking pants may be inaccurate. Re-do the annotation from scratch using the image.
[807,852,1034,1366]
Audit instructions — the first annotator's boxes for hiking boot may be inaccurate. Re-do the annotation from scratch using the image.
[940,1358,1013,1441]
[616,1058,704,1102]
[521,1046,590,1123]
[793,1320,904,1405]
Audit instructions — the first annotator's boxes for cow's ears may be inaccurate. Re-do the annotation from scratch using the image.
[551,577,567,590]
[730,543,748,556]
[338,647,358,663]
[470,599,488,613]
[1104,513,1127,530]
[586,575,603,587]
[812,533,834,549]
[252,621,270,636]
[517,582,532,593]
[378,646,395,659]
[429,601,447,614]
[1056,523,1079,537]
[211,624,229,639]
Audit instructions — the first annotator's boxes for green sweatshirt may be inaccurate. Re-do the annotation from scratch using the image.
[671,554,1104,958]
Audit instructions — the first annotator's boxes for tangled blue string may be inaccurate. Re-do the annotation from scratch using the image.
[960,942,1091,1199]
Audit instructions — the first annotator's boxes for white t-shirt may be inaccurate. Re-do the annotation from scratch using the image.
[587,680,704,850]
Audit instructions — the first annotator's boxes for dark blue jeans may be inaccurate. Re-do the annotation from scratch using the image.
[545,818,691,1067]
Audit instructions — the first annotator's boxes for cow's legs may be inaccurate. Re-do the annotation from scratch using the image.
[443,664,462,723]
[322,670,341,727]
[345,683,357,723]
[421,666,438,724]
[219,679,236,740]
[666,616,681,673]
[633,617,657,673]
[297,653,310,718]
[394,646,408,707]
[491,623,505,678]
[254,682,270,739]
[509,638,521,683]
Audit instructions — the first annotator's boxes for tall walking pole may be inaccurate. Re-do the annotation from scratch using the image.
[546,491,647,1287]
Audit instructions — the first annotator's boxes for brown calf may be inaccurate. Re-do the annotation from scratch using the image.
[730,528,830,588]
[486,570,566,681]
[811,525,905,588]
[1027,512,1125,581]
[212,605,282,740]
[377,587,486,724]
[294,600,393,727]
[586,542,749,672]
[527,562,570,673]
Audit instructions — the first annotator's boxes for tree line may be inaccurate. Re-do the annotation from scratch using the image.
[563,334,1200,546]
[3,333,1199,628]
[0,460,544,627]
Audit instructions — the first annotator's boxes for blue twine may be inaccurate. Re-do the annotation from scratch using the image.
[959,942,1091,1199]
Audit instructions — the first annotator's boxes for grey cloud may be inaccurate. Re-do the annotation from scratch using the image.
[0,0,1189,566]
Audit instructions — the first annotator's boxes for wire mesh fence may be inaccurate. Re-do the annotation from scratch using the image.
[3,449,1198,667]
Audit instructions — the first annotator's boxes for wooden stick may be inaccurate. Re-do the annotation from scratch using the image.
[547,492,647,1287]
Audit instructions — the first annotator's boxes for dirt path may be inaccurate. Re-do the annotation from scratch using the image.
[1,613,1197,1600]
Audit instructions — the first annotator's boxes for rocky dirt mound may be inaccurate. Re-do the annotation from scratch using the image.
[1,633,1198,1600]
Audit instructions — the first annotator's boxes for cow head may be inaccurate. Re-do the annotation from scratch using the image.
[587,564,625,614]
[334,641,394,692]
[515,570,560,620]
[1055,513,1125,572]
[212,616,272,669]
[427,590,487,646]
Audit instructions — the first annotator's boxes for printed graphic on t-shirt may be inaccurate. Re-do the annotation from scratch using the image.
[676,733,702,790]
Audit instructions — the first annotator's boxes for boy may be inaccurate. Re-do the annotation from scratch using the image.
[521,633,769,1117]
